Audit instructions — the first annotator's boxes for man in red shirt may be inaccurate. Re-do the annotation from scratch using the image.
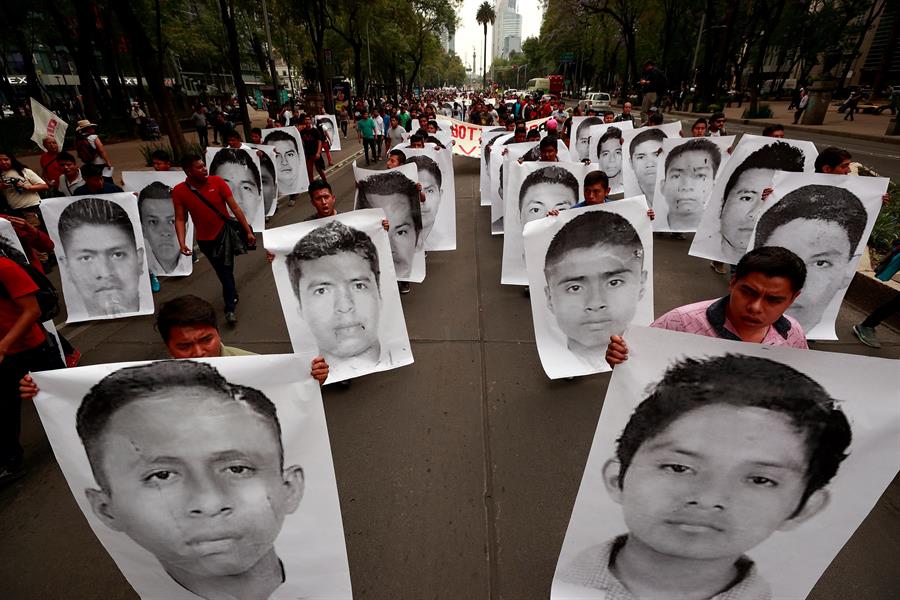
[0,248,64,484]
[172,154,255,325]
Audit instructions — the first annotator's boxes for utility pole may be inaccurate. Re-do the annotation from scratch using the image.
[261,0,280,115]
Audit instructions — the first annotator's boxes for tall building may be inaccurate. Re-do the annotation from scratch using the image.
[492,0,523,62]
[440,27,456,55]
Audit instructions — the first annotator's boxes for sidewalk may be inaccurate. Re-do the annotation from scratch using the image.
[666,100,900,145]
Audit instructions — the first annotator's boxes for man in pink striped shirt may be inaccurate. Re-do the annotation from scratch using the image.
[607,246,808,366]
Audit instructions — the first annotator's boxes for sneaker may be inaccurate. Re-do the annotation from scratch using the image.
[709,261,728,274]
[149,273,161,293]
[398,281,411,294]
[852,324,881,348]
[225,311,238,325]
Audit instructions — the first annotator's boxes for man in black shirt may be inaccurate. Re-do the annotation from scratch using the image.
[299,114,327,184]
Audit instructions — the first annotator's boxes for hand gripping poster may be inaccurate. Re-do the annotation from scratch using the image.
[746,171,887,340]
[122,170,195,277]
[523,197,654,378]
[265,208,414,384]
[353,162,426,283]
[39,193,154,323]
[552,325,899,600]
[31,354,353,600]
[690,134,818,264]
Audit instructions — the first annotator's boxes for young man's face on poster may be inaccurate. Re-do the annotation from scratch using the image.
[720,168,773,254]
[296,250,381,360]
[63,223,144,316]
[631,139,663,199]
[364,192,419,278]
[139,197,180,272]
[661,150,716,228]
[520,182,578,225]
[270,139,300,190]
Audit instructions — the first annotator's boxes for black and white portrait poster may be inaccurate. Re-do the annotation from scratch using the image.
[501,160,594,285]
[587,121,634,194]
[122,170,195,277]
[571,116,605,162]
[491,140,539,235]
[315,114,341,152]
[402,146,457,252]
[265,209,414,383]
[621,121,684,205]
[552,325,899,600]
[262,126,310,197]
[353,163,426,283]
[31,354,353,600]
[0,216,24,256]
[205,147,266,232]
[747,172,887,340]
[652,136,735,233]
[246,143,281,217]
[39,193,154,323]
[523,197,654,378]
[478,128,509,206]
[690,134,818,264]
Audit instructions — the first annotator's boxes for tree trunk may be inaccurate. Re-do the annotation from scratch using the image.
[219,0,251,139]
[747,1,787,115]
[871,3,898,94]
[482,25,488,88]
[111,2,189,156]
[352,42,365,99]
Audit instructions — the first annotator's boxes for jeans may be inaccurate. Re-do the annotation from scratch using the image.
[0,340,64,467]
[362,137,378,163]
[340,120,348,137]
[198,239,238,312]
[862,292,900,328]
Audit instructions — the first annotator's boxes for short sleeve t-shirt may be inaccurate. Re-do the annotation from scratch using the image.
[299,126,322,157]
[0,257,46,354]
[357,118,376,139]
[1,168,45,209]
[172,176,232,241]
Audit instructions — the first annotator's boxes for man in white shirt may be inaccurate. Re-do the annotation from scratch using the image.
[373,108,385,161]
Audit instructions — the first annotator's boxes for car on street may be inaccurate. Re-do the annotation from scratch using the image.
[583,92,611,110]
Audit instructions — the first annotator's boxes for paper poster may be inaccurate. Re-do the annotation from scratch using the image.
[491,140,539,235]
[30,97,68,151]
[553,325,899,600]
[122,170,194,277]
[652,136,735,232]
[501,160,594,285]
[0,217,26,257]
[484,132,514,208]
[570,116,605,162]
[39,193,154,323]
[264,209,414,384]
[621,120,685,204]
[435,116,490,158]
[690,134,818,264]
[315,114,341,152]
[524,197,654,378]
[205,147,266,232]
[401,146,457,251]
[246,143,280,217]
[587,122,634,194]
[352,163,425,283]
[261,127,310,196]
[32,354,353,600]
[747,172,887,339]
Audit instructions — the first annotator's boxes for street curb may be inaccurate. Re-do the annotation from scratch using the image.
[666,110,900,146]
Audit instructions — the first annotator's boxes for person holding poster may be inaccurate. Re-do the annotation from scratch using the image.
[606,246,810,369]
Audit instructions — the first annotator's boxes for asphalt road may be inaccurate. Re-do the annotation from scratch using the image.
[1,134,898,599]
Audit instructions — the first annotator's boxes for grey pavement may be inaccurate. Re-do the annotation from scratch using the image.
[1,137,898,599]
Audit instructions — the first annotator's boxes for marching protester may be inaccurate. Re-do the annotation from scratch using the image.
[172,154,255,325]
[72,164,123,195]
[357,110,378,166]
[53,153,85,196]
[38,136,64,190]
[74,120,113,169]
[190,105,209,148]
[707,112,728,136]
[0,151,48,224]
[301,113,328,182]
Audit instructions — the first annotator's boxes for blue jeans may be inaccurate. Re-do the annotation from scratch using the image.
[198,239,238,312]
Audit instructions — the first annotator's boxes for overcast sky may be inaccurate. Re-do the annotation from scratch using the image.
[453,0,544,77]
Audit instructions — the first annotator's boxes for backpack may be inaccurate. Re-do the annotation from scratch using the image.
[76,135,98,163]
[0,261,61,322]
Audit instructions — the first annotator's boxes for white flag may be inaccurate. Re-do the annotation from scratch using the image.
[30,98,68,151]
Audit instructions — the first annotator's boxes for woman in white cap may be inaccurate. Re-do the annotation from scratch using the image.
[74,120,113,170]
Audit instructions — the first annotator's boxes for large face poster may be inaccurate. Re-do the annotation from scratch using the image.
[402,146,457,252]
[689,134,818,264]
[262,127,310,196]
[122,171,195,277]
[352,163,426,283]
[552,325,899,600]
[205,147,266,232]
[524,198,654,378]
[501,160,593,285]
[652,136,735,233]
[747,172,887,340]
[32,354,353,600]
[491,140,539,235]
[587,121,634,194]
[245,143,280,217]
[39,193,153,323]
[621,120,684,205]
[265,209,414,383]
[570,116,605,162]
[482,131,513,207]
[315,114,341,152]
